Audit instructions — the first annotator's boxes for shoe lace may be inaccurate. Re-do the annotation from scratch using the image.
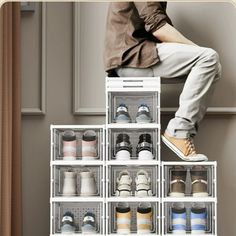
[185,138,196,155]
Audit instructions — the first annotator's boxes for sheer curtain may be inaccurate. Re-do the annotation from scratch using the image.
[0,3,22,236]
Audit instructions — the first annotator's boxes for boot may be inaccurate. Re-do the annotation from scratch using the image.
[80,169,97,196]
[62,170,77,196]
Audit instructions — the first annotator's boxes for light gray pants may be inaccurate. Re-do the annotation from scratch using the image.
[116,43,222,138]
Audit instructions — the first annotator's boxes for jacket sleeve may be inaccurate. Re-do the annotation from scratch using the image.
[133,2,172,33]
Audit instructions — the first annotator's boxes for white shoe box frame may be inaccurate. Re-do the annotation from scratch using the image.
[161,161,217,236]
[50,77,217,236]
[50,125,106,236]
[105,77,161,236]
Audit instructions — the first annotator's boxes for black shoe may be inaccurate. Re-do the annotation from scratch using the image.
[115,133,132,160]
[137,134,153,160]
[61,211,76,233]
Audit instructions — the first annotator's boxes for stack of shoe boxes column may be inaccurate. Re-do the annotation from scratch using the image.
[50,125,105,235]
[105,77,161,235]
[161,161,217,235]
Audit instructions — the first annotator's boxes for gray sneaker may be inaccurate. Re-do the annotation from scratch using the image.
[61,211,76,234]
[115,104,131,123]
[81,212,96,234]
[135,104,152,123]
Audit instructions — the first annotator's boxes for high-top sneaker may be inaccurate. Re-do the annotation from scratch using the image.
[191,166,208,197]
[115,104,132,123]
[162,132,208,162]
[62,130,77,160]
[81,212,97,234]
[116,202,131,234]
[61,211,76,233]
[169,166,186,197]
[115,133,132,160]
[116,170,132,197]
[171,203,186,234]
[62,170,77,196]
[137,134,153,160]
[82,130,97,160]
[80,170,97,196]
[137,202,152,234]
[135,170,152,197]
[191,203,207,234]
[135,104,152,123]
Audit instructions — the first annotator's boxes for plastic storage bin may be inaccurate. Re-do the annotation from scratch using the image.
[106,126,160,161]
[162,162,217,198]
[162,201,216,235]
[51,201,104,234]
[107,201,159,235]
[51,126,104,161]
[52,165,103,198]
[106,77,160,125]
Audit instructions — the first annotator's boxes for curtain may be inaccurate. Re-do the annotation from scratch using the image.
[0,3,22,236]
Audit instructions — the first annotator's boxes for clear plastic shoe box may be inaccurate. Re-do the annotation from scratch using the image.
[107,165,159,198]
[162,162,217,198]
[51,126,104,161]
[107,201,159,235]
[162,201,216,235]
[52,165,103,198]
[51,201,104,234]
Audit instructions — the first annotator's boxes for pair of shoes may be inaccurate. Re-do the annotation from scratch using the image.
[62,129,97,160]
[171,203,207,234]
[162,132,208,162]
[115,133,153,160]
[116,202,152,234]
[116,170,152,197]
[115,104,152,123]
[62,169,97,196]
[169,166,208,197]
[61,211,96,234]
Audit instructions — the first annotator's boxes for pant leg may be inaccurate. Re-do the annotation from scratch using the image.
[116,43,222,138]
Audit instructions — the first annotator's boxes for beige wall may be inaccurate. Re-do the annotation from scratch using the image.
[21,2,236,236]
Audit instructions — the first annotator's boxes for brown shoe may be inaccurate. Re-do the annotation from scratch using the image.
[191,166,208,197]
[169,166,187,197]
[162,132,208,162]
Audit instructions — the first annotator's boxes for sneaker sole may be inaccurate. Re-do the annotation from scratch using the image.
[193,192,209,197]
[161,135,208,162]
[135,190,152,197]
[138,150,153,160]
[116,150,131,161]
[117,229,131,234]
[169,192,185,197]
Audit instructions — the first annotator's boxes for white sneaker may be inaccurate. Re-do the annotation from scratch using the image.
[62,170,77,196]
[135,170,152,197]
[80,169,97,196]
[116,170,132,197]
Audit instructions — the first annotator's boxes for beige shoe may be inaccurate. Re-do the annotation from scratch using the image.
[162,132,208,162]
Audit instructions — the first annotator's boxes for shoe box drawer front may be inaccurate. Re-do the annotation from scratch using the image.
[51,127,104,161]
[107,128,160,161]
[107,91,159,124]
[163,202,216,235]
[163,164,216,198]
[51,202,104,234]
[107,165,159,198]
[107,201,159,235]
[52,165,103,197]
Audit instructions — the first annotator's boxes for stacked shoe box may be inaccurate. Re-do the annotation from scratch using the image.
[161,161,217,235]
[50,125,105,235]
[105,77,161,235]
